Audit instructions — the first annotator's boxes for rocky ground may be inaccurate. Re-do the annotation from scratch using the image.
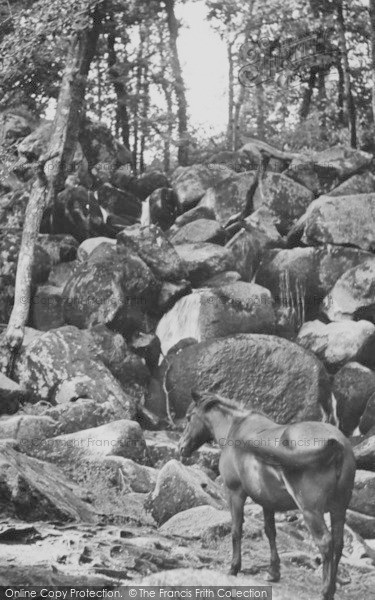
[1,110,375,596]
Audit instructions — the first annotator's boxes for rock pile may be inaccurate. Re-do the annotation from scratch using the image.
[1,114,375,587]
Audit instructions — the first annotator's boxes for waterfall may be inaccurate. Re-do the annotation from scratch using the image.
[156,290,211,356]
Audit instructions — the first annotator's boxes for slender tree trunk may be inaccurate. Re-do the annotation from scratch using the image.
[336,0,357,147]
[369,0,375,126]
[140,63,150,173]
[337,59,345,125]
[300,67,317,120]
[5,8,101,364]
[107,29,131,149]
[133,25,146,174]
[227,41,235,150]
[256,83,266,140]
[318,68,328,140]
[157,23,174,171]
[165,0,189,165]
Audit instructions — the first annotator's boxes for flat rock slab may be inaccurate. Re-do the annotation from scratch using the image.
[0,447,95,522]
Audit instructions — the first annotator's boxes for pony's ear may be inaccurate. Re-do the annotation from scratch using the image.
[191,387,203,404]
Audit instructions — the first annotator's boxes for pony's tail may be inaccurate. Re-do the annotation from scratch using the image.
[250,438,344,471]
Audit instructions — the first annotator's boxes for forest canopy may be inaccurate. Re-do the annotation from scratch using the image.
[0,0,375,170]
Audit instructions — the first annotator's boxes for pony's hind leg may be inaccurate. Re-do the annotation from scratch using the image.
[263,508,280,582]
[303,509,334,600]
[330,508,347,594]
[227,488,246,576]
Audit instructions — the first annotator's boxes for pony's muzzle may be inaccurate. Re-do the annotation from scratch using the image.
[178,439,191,459]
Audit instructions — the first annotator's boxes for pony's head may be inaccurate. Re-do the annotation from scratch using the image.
[178,388,215,458]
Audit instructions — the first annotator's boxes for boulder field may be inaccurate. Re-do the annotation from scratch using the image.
[1,118,375,588]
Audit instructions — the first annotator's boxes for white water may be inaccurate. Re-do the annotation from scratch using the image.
[140,197,151,226]
[156,290,212,356]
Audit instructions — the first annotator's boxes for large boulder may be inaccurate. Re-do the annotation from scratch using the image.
[173,243,236,287]
[333,362,375,436]
[284,159,340,196]
[117,225,187,282]
[198,171,256,224]
[170,205,216,231]
[170,219,226,245]
[328,172,375,197]
[144,460,225,525]
[301,194,375,250]
[156,334,330,421]
[62,245,159,336]
[310,145,373,179]
[156,284,276,355]
[160,505,231,539]
[24,420,148,468]
[42,398,117,435]
[0,446,95,522]
[172,164,233,210]
[322,257,375,323]
[253,172,314,235]
[9,326,137,418]
[257,245,374,319]
[297,320,375,370]
[0,415,57,442]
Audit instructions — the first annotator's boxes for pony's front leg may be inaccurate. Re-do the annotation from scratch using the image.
[263,508,280,582]
[227,487,246,576]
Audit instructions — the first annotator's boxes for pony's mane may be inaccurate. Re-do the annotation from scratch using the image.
[191,389,268,418]
[196,391,245,413]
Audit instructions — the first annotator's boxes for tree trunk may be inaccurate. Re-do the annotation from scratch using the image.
[107,29,131,149]
[5,8,101,366]
[336,0,357,147]
[256,83,266,140]
[337,59,345,125]
[133,25,146,174]
[227,41,235,150]
[140,63,150,173]
[300,67,317,120]
[165,0,189,165]
[369,0,375,127]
